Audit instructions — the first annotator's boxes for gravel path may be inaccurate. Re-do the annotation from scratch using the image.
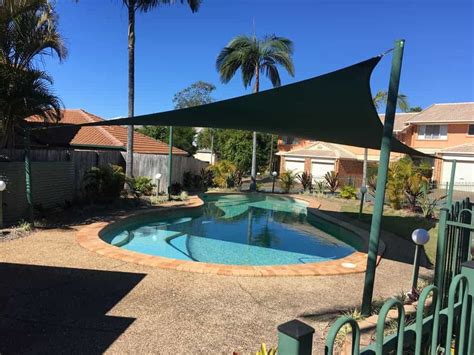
[0,225,431,354]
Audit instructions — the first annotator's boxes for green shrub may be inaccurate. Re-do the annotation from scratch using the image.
[130,176,155,196]
[340,185,356,199]
[170,182,183,195]
[208,160,237,188]
[200,168,214,188]
[279,170,297,193]
[83,164,125,202]
[324,171,339,193]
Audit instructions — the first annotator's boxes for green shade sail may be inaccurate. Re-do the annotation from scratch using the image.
[77,56,425,157]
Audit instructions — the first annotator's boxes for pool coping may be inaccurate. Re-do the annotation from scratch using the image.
[76,194,383,277]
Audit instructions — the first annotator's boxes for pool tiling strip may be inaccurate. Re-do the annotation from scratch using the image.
[76,196,372,277]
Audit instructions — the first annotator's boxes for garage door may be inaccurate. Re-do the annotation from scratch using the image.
[284,158,305,174]
[311,160,335,180]
[441,160,474,191]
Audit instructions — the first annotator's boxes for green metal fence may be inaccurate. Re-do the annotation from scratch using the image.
[277,263,474,354]
[435,197,473,305]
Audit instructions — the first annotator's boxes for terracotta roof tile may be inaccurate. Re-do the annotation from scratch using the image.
[379,112,418,132]
[27,109,188,155]
[406,102,474,124]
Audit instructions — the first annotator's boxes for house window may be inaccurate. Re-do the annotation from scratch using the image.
[468,124,474,136]
[417,125,448,140]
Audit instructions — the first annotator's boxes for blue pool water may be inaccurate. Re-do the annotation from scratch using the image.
[102,194,358,266]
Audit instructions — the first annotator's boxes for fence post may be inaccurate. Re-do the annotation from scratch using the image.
[434,207,449,294]
[461,261,474,355]
[277,319,314,355]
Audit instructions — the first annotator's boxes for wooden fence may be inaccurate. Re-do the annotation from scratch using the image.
[130,153,208,192]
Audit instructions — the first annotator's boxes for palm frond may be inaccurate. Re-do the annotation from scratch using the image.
[131,0,201,13]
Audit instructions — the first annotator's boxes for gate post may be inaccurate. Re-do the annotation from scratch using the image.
[461,261,474,355]
[277,319,314,355]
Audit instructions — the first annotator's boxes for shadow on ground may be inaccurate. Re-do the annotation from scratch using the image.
[0,263,146,354]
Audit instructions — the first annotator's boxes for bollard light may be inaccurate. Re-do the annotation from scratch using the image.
[0,180,6,229]
[155,173,162,197]
[359,185,368,219]
[272,171,278,193]
[409,228,430,301]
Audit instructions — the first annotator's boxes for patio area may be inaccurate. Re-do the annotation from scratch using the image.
[0,213,431,354]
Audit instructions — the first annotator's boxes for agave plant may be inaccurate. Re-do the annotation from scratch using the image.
[324,171,339,193]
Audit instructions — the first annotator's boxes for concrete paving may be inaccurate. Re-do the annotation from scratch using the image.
[0,227,431,354]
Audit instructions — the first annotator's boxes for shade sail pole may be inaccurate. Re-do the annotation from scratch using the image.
[168,126,174,201]
[361,39,405,316]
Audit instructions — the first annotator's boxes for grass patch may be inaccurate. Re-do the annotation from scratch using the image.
[337,201,438,263]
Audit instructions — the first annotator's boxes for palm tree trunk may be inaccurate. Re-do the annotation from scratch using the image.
[126,1,135,180]
[210,130,214,164]
[250,64,260,191]
[268,134,274,171]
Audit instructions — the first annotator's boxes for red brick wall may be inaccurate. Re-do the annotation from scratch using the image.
[336,159,364,186]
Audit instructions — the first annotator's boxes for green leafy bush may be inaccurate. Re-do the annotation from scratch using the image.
[298,171,313,192]
[279,170,297,193]
[83,164,125,202]
[130,176,155,196]
[340,185,357,199]
[324,171,339,193]
[200,168,214,188]
[208,160,237,188]
[170,182,183,195]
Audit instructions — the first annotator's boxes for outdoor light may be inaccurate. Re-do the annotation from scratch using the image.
[0,180,6,229]
[155,173,162,197]
[272,171,278,193]
[409,228,430,301]
[358,185,368,219]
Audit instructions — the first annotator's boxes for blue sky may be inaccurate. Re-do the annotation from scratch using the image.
[43,0,473,119]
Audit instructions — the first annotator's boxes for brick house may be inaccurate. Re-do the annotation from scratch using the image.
[277,113,416,185]
[402,102,474,188]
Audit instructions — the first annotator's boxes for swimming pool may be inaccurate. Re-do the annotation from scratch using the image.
[101,194,361,266]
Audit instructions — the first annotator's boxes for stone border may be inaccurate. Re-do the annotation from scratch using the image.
[76,194,379,277]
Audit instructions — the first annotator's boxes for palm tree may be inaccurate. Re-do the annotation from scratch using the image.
[0,0,67,148]
[216,34,295,191]
[373,90,409,112]
[123,0,201,180]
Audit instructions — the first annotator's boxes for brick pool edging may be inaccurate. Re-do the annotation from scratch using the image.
[75,194,381,277]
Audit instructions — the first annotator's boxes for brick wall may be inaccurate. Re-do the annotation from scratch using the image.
[0,161,74,225]
[335,159,364,186]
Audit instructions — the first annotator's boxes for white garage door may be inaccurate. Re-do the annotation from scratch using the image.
[311,160,335,180]
[441,160,474,191]
[284,158,305,174]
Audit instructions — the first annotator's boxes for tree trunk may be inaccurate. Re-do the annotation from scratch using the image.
[126,1,135,180]
[210,130,214,165]
[362,148,368,200]
[268,134,274,172]
[250,63,260,191]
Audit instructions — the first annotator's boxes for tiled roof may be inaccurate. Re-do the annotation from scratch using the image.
[277,141,356,159]
[27,109,188,155]
[379,112,418,132]
[405,102,474,124]
[441,143,474,155]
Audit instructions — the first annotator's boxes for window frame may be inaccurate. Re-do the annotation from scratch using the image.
[417,124,448,140]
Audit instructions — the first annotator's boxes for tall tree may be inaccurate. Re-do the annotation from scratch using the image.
[123,0,201,179]
[216,34,294,191]
[0,0,67,148]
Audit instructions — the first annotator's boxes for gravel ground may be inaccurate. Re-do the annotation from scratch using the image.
[0,223,432,354]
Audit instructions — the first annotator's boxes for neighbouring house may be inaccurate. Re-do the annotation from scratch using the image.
[401,102,474,188]
[194,148,216,164]
[26,109,188,156]
[277,113,416,186]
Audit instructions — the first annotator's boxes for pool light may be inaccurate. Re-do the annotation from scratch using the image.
[155,173,162,196]
[272,171,278,193]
